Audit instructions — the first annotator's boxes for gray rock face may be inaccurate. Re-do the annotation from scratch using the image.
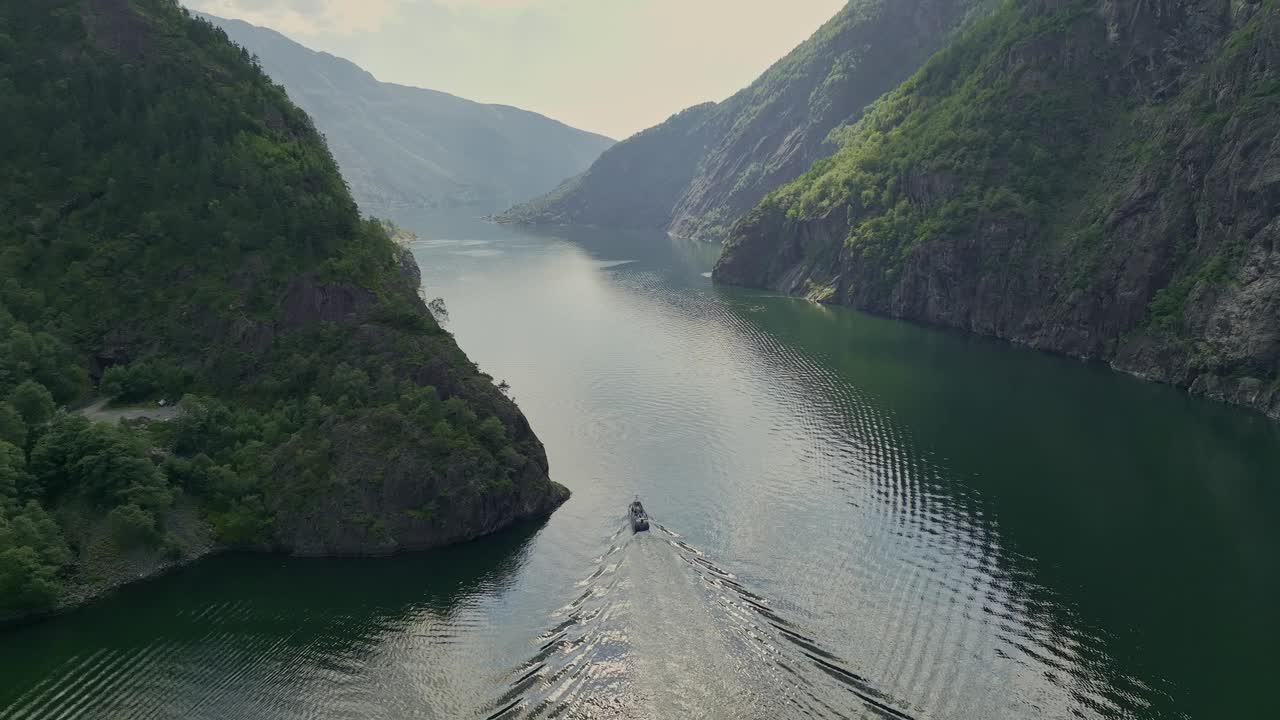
[716,0,1280,420]
[279,414,566,557]
[501,0,986,241]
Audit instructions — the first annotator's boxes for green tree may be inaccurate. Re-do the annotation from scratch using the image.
[29,416,170,509]
[477,416,507,452]
[0,547,62,615]
[73,424,170,509]
[8,380,55,428]
[98,366,129,401]
[0,500,72,614]
[108,503,159,548]
[210,494,273,545]
[100,360,190,403]
[170,396,239,457]
[28,332,88,404]
[26,415,92,501]
[0,402,25,448]
[0,441,31,505]
[327,363,370,405]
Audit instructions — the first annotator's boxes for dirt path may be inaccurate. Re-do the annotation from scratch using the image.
[78,398,180,424]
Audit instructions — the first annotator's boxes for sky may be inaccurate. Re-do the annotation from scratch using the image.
[183,0,849,139]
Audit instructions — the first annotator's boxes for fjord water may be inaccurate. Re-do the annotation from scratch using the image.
[3,217,1277,719]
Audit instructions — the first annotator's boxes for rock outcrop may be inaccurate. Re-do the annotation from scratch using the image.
[265,251,569,556]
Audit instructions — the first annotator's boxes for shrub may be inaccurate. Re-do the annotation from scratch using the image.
[0,547,64,614]
[100,359,191,403]
[108,503,160,548]
[210,495,273,545]
[477,416,507,452]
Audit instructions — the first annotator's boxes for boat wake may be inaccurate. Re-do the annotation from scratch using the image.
[483,521,918,720]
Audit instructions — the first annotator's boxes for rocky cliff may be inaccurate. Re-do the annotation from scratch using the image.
[716,0,1280,419]
[256,246,570,557]
[500,0,987,241]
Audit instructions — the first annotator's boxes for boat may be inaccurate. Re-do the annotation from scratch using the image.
[629,497,650,532]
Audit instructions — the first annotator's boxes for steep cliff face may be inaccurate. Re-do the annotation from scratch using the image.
[501,0,986,241]
[257,247,569,557]
[203,14,613,214]
[224,244,569,558]
[717,0,1280,419]
[0,0,566,619]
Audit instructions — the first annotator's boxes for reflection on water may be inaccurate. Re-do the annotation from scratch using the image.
[2,212,1277,719]
[0,521,547,719]
[490,521,919,720]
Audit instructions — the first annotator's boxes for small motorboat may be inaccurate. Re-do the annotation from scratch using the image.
[629,497,650,532]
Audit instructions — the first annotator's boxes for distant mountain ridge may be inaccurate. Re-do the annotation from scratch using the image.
[500,0,987,241]
[201,13,614,213]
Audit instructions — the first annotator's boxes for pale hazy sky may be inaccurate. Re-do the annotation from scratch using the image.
[184,0,848,139]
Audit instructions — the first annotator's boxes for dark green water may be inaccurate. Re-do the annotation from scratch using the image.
[2,216,1277,719]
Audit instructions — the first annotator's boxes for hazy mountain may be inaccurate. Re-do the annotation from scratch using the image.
[202,13,614,214]
[500,0,986,241]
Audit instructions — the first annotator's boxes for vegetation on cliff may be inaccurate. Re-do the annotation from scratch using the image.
[0,0,566,619]
[717,0,1280,418]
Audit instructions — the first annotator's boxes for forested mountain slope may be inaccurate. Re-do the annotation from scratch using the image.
[501,0,986,241]
[0,0,566,621]
[202,14,613,213]
[716,0,1280,419]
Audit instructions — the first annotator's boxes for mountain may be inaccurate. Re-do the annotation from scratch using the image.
[0,0,566,620]
[500,0,988,241]
[199,13,613,214]
[716,0,1280,420]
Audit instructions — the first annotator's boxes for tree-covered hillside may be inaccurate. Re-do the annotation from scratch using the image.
[716,0,1280,419]
[0,0,567,620]
[501,0,987,241]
